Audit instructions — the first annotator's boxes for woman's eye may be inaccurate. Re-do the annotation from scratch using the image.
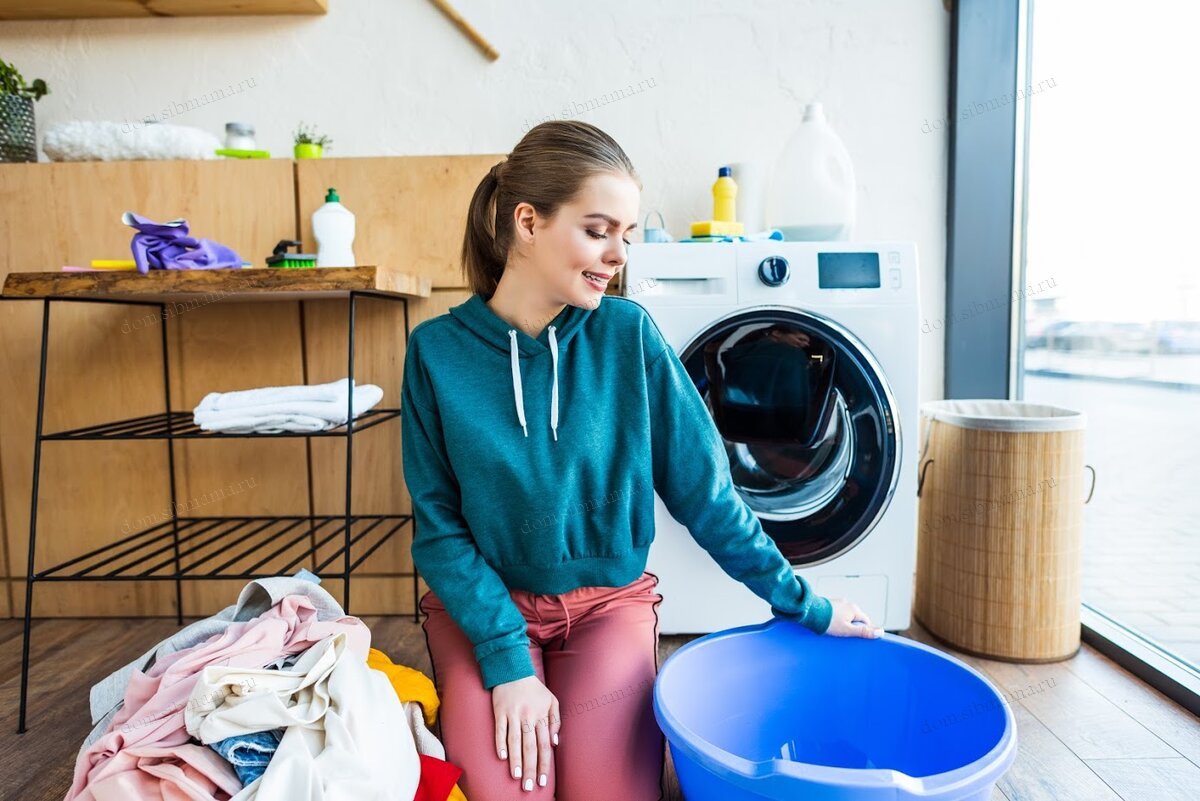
[587,229,632,247]
[587,229,632,246]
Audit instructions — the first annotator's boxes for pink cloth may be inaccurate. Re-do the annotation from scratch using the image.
[85,744,241,801]
[66,595,370,801]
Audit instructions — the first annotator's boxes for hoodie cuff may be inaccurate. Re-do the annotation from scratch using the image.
[478,642,537,690]
[772,593,834,635]
[801,595,835,635]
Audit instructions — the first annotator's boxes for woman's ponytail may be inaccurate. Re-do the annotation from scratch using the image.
[461,161,506,299]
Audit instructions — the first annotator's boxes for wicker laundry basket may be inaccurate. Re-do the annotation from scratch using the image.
[914,400,1094,662]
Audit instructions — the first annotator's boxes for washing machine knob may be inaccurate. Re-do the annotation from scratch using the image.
[758,255,790,287]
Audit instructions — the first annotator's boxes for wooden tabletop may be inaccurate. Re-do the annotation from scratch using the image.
[0,265,431,303]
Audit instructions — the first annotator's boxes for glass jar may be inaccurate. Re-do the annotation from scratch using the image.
[224,122,256,150]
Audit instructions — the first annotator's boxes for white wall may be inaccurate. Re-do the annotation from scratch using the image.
[0,0,950,400]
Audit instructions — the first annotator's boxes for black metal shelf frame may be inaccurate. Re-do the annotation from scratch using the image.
[43,408,402,440]
[36,515,411,581]
[0,290,420,734]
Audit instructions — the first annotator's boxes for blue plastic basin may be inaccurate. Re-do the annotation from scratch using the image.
[653,618,1017,801]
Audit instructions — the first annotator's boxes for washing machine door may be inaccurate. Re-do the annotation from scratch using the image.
[679,306,901,566]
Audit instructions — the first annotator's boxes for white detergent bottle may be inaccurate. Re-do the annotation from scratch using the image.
[313,187,356,267]
[765,102,856,240]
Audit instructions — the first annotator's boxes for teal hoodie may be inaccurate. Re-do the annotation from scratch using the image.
[401,293,834,689]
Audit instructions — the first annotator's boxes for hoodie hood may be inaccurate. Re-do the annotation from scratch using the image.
[449,294,595,442]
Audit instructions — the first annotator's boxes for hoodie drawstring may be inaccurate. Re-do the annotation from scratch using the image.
[548,325,559,441]
[508,325,560,442]
[508,330,528,437]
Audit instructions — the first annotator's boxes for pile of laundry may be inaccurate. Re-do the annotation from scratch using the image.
[192,377,384,434]
[65,570,467,801]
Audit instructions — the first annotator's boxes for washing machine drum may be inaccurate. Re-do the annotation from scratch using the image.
[681,308,900,565]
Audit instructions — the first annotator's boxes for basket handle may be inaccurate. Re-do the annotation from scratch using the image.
[916,413,943,499]
[917,459,934,498]
[1084,464,1097,504]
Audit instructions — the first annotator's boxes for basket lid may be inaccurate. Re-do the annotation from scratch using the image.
[920,399,1085,432]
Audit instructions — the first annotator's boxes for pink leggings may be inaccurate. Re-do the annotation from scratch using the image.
[419,570,665,801]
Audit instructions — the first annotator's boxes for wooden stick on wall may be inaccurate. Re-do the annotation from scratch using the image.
[427,0,499,61]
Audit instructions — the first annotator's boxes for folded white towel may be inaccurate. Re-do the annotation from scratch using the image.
[193,379,384,433]
[196,412,345,434]
[193,386,383,426]
[195,377,360,413]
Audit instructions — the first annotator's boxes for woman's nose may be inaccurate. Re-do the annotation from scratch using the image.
[605,242,627,269]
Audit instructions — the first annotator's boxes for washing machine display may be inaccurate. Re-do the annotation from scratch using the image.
[679,305,901,567]
[816,251,882,289]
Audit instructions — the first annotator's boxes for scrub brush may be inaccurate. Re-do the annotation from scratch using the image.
[266,240,317,268]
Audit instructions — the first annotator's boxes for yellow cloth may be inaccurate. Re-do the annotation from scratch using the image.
[367,647,441,732]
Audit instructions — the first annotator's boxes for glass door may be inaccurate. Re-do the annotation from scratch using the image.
[680,308,901,566]
[1018,0,1200,673]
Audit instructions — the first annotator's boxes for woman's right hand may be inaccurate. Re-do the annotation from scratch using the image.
[824,597,885,638]
[492,675,561,792]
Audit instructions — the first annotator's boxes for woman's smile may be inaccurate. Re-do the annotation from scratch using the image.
[582,270,611,291]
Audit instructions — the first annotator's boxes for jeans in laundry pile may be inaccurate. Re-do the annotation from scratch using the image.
[207,643,305,784]
[210,728,285,785]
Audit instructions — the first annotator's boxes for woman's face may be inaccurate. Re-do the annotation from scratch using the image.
[512,171,640,310]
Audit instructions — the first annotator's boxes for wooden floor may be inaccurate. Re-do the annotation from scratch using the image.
[1,614,1197,800]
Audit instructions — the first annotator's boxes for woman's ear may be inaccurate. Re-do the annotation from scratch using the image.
[512,201,538,247]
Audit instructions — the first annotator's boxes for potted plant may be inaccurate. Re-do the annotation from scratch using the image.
[293,122,332,159]
[0,58,49,163]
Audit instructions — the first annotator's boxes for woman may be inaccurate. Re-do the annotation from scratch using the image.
[401,120,883,801]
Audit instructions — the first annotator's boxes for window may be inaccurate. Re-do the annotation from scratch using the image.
[948,0,1200,709]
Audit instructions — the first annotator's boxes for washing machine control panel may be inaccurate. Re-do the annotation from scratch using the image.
[757,255,790,287]
[622,241,918,307]
[738,242,919,307]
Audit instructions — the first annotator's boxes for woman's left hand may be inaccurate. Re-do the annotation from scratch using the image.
[824,597,885,638]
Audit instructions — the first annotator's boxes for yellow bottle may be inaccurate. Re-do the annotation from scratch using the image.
[712,166,738,222]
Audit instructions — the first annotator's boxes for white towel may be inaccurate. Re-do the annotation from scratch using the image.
[195,378,359,413]
[192,379,384,433]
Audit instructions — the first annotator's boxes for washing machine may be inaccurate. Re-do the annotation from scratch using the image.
[623,240,919,633]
